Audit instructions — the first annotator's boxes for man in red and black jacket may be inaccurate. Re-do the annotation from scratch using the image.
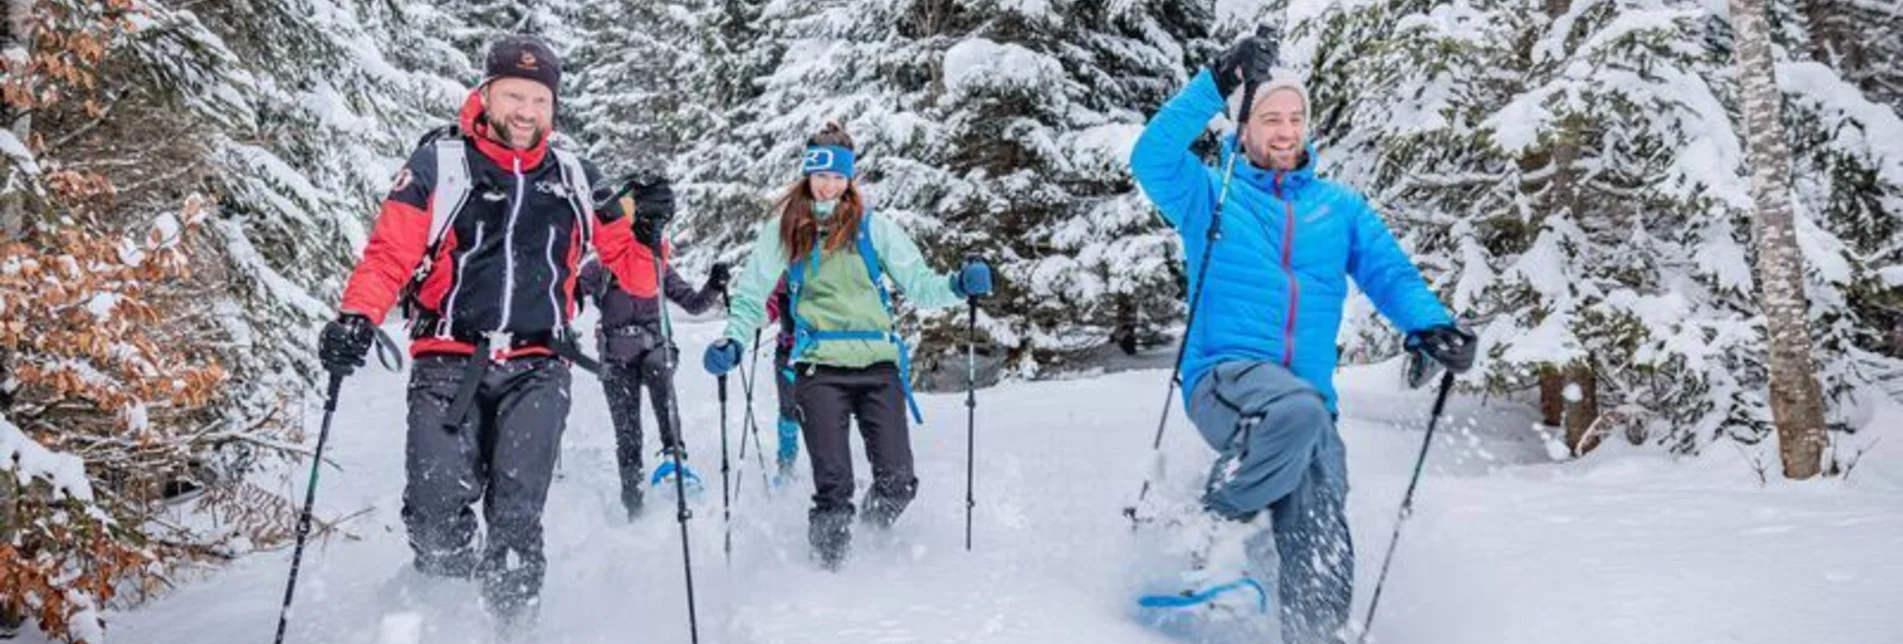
[315,35,663,627]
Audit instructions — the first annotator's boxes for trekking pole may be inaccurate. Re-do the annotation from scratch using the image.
[731,302,771,503]
[1125,26,1280,527]
[273,372,345,644]
[717,373,732,565]
[963,255,980,552]
[646,217,700,643]
[743,330,770,496]
[1359,370,1456,643]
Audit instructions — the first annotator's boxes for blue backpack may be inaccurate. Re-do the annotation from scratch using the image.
[783,218,925,423]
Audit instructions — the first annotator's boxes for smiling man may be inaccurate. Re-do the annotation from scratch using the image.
[1128,34,1478,643]
[314,35,668,636]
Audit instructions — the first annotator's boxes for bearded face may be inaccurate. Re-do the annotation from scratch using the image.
[1241,88,1307,171]
[481,77,553,150]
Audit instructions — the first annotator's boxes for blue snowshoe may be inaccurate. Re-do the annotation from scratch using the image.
[649,459,705,499]
[1134,573,1273,642]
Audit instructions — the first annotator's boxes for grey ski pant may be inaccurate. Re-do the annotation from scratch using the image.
[402,354,570,613]
[1188,360,1353,644]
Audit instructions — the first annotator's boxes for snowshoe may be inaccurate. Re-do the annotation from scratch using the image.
[1129,505,1276,641]
[1133,573,1274,643]
[649,460,705,500]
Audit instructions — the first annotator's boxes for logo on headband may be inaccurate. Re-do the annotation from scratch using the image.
[801,145,856,178]
[803,148,835,170]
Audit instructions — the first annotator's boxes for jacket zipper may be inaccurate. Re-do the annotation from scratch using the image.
[1277,174,1299,368]
[497,157,525,332]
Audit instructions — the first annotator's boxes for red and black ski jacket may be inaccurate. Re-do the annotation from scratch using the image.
[339,88,648,359]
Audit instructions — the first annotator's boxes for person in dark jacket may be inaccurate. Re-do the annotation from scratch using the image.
[576,247,728,519]
[317,35,668,631]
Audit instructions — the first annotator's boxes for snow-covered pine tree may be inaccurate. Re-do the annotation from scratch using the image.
[670,0,782,260]
[1797,0,1902,113]
[918,0,1224,382]
[1297,0,1900,460]
[567,0,706,177]
[442,0,574,69]
[3,0,464,637]
[667,0,777,238]
[1300,0,1798,455]
[674,0,1221,386]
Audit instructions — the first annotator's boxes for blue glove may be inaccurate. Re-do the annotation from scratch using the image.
[950,259,992,299]
[702,338,744,375]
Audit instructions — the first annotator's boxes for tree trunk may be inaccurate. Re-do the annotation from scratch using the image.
[2,0,33,240]
[1728,0,1831,479]
[1561,362,1600,455]
[1539,366,1564,429]
[1800,0,1865,70]
[1540,362,1602,456]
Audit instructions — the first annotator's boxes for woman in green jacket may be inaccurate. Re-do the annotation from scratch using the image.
[703,121,992,569]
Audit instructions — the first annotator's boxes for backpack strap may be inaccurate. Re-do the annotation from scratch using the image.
[400,134,470,336]
[549,147,596,248]
[427,137,471,256]
[782,215,924,423]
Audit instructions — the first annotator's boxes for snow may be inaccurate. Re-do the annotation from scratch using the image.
[85,293,120,320]
[1,412,98,504]
[210,219,334,320]
[71,320,1903,644]
[1777,60,1903,186]
[1879,265,1903,288]
[0,130,41,176]
[942,38,1064,98]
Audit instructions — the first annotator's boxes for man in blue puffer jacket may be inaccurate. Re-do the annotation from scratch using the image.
[1130,34,1478,643]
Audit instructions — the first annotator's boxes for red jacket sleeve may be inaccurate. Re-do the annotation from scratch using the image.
[590,199,662,299]
[339,144,437,324]
[339,200,431,324]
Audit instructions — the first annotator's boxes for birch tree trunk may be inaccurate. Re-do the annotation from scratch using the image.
[2,0,33,240]
[1728,0,1830,479]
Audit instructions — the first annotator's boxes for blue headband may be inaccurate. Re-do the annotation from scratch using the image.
[801,145,856,179]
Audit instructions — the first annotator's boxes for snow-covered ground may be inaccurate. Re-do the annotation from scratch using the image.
[57,318,1903,643]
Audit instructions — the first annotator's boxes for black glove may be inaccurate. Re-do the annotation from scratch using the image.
[319,313,376,376]
[1209,30,1281,98]
[706,262,732,292]
[1407,325,1477,374]
[634,216,663,250]
[631,174,676,227]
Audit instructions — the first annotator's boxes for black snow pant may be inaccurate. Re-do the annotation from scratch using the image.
[598,336,681,517]
[794,362,917,566]
[402,354,570,616]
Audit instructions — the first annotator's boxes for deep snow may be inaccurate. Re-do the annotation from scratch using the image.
[54,318,1903,644]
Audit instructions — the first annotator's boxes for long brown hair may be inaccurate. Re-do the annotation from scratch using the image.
[775,120,868,264]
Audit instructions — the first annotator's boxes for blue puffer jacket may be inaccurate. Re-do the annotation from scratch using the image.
[1130,69,1453,412]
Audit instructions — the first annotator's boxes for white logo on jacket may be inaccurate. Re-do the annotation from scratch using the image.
[536,180,573,199]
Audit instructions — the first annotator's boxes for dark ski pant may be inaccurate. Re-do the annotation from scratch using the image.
[402,354,570,615]
[794,362,917,559]
[599,341,680,515]
[1188,360,1353,644]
